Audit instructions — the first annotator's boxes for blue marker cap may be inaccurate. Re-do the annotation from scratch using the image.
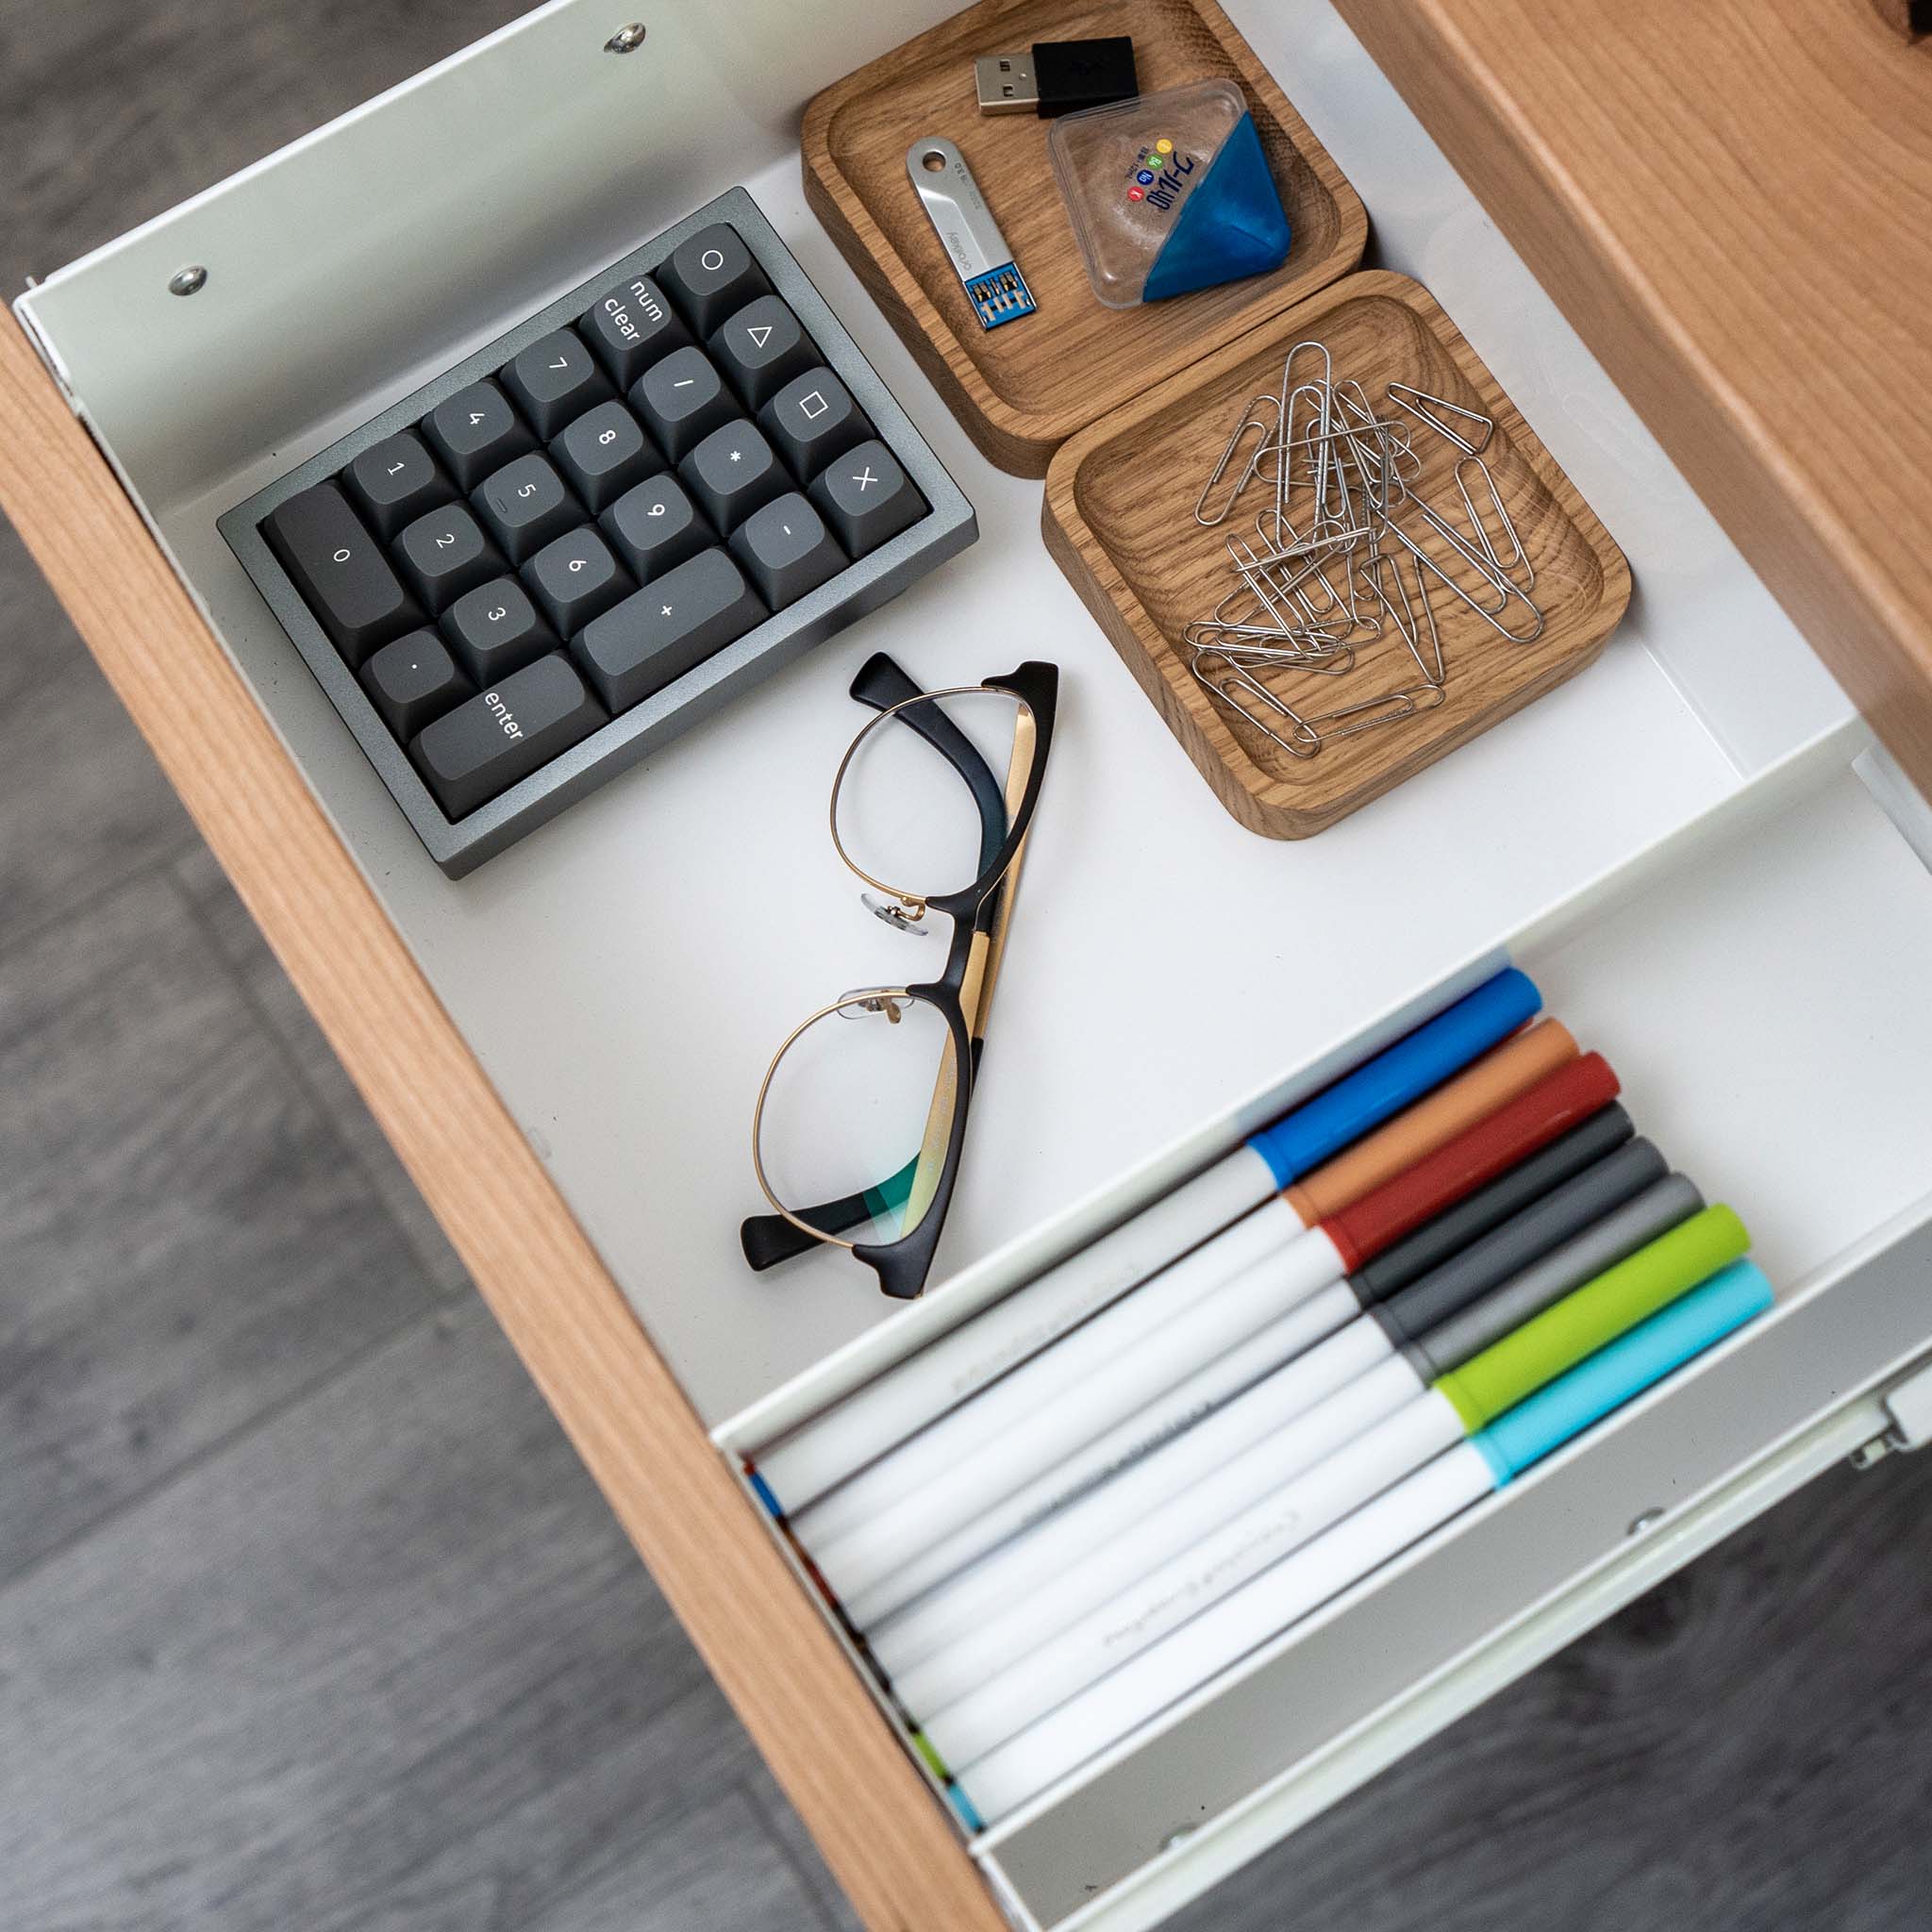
[1244,968,1541,1190]
[1474,1259,1774,1485]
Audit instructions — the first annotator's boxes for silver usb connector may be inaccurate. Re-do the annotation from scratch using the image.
[974,52,1039,114]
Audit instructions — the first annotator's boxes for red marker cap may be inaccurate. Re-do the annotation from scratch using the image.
[1324,1053,1621,1272]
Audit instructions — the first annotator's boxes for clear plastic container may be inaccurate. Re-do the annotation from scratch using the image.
[1047,78,1293,308]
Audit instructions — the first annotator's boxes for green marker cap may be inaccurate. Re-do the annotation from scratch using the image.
[1435,1204,1749,1432]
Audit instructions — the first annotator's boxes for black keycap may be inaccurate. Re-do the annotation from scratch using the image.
[574,549,767,713]
[679,418,786,533]
[342,431,454,541]
[550,400,661,513]
[579,273,692,387]
[261,481,420,665]
[393,501,506,612]
[501,328,614,439]
[441,576,558,684]
[729,492,846,609]
[361,628,474,740]
[631,346,737,460]
[808,440,926,557]
[473,452,581,565]
[709,295,817,410]
[658,224,769,337]
[422,379,534,491]
[525,525,633,637]
[599,474,714,582]
[410,652,608,819]
[759,367,872,479]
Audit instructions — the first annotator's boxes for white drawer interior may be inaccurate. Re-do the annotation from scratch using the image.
[729,741,1932,1929]
[16,0,1868,1435]
[19,2,1932,1927]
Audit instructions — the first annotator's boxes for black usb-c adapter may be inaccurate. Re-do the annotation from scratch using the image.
[974,36,1139,117]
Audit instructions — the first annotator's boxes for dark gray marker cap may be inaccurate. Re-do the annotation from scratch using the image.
[1348,1103,1634,1307]
[1396,1171,1707,1380]
[1371,1139,1667,1363]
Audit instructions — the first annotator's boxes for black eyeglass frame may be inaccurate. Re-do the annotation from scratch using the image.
[742,651,1059,1299]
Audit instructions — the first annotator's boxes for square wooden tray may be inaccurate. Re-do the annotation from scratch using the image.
[1043,271,1633,837]
[801,0,1367,476]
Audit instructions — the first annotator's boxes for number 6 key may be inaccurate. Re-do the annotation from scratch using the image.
[525,525,634,637]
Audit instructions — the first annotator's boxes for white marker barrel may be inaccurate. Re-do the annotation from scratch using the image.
[808,1229,1351,1603]
[916,1392,1464,1765]
[955,1444,1494,1822]
[847,1299,1391,1638]
[755,1148,1279,1514]
[875,1343,1421,1700]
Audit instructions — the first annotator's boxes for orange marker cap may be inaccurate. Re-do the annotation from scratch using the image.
[1284,1019,1576,1226]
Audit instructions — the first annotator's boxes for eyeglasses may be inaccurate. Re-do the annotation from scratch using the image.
[741,651,1059,1299]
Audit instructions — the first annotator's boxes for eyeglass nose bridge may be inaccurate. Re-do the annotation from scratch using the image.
[860,889,931,934]
[834,988,913,1022]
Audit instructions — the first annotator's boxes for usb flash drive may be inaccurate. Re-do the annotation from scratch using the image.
[907,137,1037,330]
[974,36,1138,117]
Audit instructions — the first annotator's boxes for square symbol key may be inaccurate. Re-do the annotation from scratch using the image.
[759,366,871,478]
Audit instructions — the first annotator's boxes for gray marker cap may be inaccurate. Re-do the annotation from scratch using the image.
[1371,1138,1668,1359]
[1397,1171,1707,1380]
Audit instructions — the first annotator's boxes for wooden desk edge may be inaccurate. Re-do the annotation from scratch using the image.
[0,314,1008,1932]
[1332,0,1932,804]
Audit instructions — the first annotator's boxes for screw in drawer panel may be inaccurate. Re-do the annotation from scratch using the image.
[1627,1507,1667,1538]
[168,265,208,297]
[605,22,647,53]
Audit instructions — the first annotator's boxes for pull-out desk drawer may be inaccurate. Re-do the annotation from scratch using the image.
[6,3,1929,1929]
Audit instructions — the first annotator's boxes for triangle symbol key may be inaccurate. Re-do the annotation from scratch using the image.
[746,324,774,348]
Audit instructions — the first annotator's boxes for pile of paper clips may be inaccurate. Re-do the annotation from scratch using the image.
[1189,340,1544,761]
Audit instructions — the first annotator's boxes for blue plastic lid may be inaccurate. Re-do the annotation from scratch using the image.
[1142,111,1291,302]
[1474,1259,1774,1484]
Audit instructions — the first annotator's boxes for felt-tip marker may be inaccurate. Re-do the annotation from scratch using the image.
[908,1201,1742,1766]
[949,1257,1775,1825]
[858,1116,1652,1650]
[870,1151,1694,1691]
[804,1054,1619,1604]
[749,969,1542,1518]
[789,1010,1572,1559]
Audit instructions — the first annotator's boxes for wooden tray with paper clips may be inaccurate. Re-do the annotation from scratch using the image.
[1043,270,1632,838]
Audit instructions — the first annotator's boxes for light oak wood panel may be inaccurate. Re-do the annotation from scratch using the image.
[1045,271,1629,836]
[803,0,1367,475]
[0,314,1005,1932]
[1334,0,1932,804]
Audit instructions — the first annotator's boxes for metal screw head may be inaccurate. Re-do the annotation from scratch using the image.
[1627,1507,1666,1538]
[168,265,208,297]
[604,21,646,52]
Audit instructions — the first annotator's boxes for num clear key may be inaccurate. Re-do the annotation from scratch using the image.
[579,273,692,386]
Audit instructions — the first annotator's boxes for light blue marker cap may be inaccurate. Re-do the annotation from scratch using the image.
[1474,1259,1774,1485]
[1245,968,1541,1189]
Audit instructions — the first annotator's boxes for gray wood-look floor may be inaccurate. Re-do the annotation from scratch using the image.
[4,7,1931,1929]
